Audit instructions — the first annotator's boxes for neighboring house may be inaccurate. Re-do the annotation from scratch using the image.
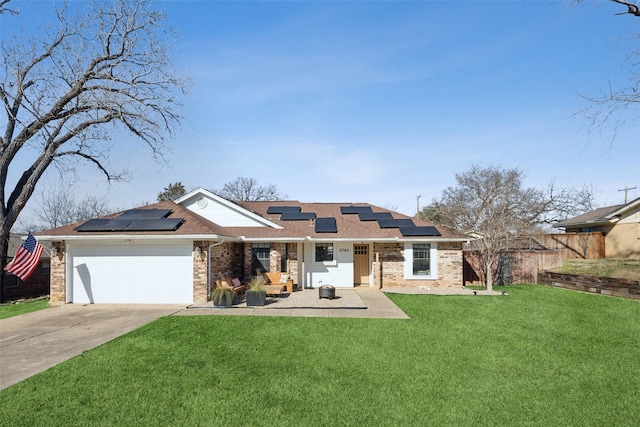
[554,197,640,259]
[36,188,469,305]
[1,234,50,301]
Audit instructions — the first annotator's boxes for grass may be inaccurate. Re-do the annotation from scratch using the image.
[1,285,639,426]
[550,258,640,281]
[0,298,49,319]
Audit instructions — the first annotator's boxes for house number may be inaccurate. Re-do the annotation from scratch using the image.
[339,248,350,252]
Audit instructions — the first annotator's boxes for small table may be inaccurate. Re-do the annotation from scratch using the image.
[318,285,335,300]
[265,285,285,296]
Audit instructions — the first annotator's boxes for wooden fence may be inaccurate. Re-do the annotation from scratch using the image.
[464,250,563,285]
[534,233,605,260]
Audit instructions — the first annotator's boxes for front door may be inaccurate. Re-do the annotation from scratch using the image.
[353,244,370,286]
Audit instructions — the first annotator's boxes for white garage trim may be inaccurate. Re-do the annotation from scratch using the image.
[66,240,193,304]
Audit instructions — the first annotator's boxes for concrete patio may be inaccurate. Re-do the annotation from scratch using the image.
[179,286,506,318]
[179,287,410,319]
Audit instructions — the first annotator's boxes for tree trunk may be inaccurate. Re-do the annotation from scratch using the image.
[0,226,10,303]
[485,259,493,292]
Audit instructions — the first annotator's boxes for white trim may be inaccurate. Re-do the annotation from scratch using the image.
[245,237,469,243]
[403,242,438,280]
[313,242,336,266]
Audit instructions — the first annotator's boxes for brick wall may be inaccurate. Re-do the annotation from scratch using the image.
[201,242,246,303]
[373,242,463,289]
[192,241,208,304]
[208,241,236,278]
[286,243,298,286]
[2,263,49,301]
[270,242,284,272]
[243,243,252,278]
[242,243,296,280]
[49,241,66,305]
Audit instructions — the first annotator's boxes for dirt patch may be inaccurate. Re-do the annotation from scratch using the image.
[549,259,640,281]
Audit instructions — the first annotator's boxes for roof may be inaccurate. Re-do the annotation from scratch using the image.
[555,197,640,228]
[234,200,468,241]
[35,200,229,239]
[35,193,469,242]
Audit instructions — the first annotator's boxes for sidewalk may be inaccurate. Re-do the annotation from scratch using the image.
[382,286,507,296]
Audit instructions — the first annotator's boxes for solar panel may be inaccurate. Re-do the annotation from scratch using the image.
[315,217,337,233]
[399,226,442,236]
[75,219,135,232]
[267,206,301,214]
[377,219,415,228]
[358,211,393,221]
[122,218,184,231]
[340,206,372,215]
[280,212,317,220]
[75,217,184,232]
[118,208,172,219]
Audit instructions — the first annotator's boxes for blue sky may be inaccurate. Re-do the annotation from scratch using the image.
[4,0,640,220]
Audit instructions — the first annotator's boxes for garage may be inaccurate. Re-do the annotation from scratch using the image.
[67,241,193,304]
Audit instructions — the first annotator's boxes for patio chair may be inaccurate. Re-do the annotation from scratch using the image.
[264,272,294,293]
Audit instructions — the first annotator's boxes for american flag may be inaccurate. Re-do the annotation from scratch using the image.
[4,233,44,281]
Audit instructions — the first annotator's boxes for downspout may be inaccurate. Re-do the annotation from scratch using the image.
[207,240,226,299]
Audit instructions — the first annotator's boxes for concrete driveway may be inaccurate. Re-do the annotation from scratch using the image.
[0,304,183,390]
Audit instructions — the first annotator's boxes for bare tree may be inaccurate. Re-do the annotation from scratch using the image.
[0,0,188,299]
[576,0,640,142]
[420,165,595,290]
[157,182,186,201]
[215,177,286,202]
[19,179,112,231]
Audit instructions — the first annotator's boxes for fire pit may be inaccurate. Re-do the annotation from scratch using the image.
[318,285,335,300]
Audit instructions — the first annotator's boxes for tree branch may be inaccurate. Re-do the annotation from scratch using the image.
[611,0,640,17]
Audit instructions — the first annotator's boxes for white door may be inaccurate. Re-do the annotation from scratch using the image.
[68,242,193,304]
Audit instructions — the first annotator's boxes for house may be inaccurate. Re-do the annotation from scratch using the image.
[36,188,469,305]
[554,197,640,258]
[1,234,50,302]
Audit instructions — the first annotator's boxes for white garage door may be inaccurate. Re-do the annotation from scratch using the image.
[69,242,193,304]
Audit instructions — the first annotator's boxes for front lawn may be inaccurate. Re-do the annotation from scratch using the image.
[1,286,638,426]
[0,298,49,319]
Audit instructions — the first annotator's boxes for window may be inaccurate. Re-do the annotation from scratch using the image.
[404,242,437,279]
[252,243,270,274]
[315,243,334,262]
[412,244,431,275]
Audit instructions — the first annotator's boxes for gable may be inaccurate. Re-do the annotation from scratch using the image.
[176,188,282,228]
[618,205,640,225]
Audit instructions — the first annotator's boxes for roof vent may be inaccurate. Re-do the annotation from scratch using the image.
[196,197,208,208]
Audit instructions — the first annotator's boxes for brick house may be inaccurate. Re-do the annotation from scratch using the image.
[36,188,469,305]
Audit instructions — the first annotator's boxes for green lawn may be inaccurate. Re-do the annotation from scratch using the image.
[0,298,49,319]
[1,286,638,426]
